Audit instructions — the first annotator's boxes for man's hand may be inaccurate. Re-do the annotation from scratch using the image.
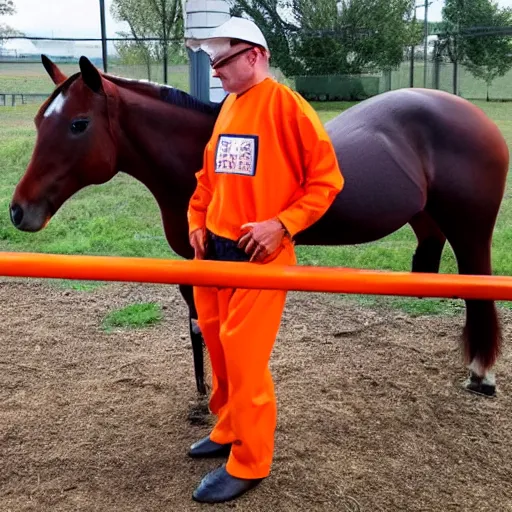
[238,218,287,262]
[190,228,206,259]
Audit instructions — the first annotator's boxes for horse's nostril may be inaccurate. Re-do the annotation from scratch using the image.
[10,203,24,227]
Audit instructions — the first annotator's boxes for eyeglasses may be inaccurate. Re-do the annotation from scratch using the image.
[211,46,257,70]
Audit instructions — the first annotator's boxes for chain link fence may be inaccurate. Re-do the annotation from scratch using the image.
[381,55,512,101]
[0,36,190,100]
[2,35,512,104]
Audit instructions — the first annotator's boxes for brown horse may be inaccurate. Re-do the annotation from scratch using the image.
[10,55,509,398]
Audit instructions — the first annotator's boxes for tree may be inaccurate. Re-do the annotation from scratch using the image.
[0,0,22,50]
[0,0,15,16]
[321,0,419,73]
[111,0,186,83]
[111,0,156,79]
[0,23,22,48]
[464,8,512,100]
[229,0,418,76]
[441,0,512,98]
[114,37,155,79]
[229,0,302,76]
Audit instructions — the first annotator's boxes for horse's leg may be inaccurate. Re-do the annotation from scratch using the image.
[178,284,207,396]
[455,245,501,397]
[409,211,447,273]
[429,210,501,397]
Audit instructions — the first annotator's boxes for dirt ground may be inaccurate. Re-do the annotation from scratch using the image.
[0,278,511,512]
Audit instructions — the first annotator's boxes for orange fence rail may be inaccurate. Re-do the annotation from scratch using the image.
[1,251,512,301]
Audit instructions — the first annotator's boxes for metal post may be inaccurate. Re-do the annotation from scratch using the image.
[432,41,440,90]
[99,0,108,72]
[163,39,168,84]
[409,8,417,88]
[423,1,429,87]
[409,7,416,87]
[453,58,458,95]
[409,44,415,87]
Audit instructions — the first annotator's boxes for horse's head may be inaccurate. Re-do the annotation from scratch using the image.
[10,55,119,232]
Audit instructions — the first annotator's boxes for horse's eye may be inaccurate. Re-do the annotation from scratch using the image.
[70,119,89,134]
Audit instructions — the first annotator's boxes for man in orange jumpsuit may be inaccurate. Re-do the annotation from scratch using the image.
[185,16,344,504]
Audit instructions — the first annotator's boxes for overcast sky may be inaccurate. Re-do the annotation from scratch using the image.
[6,0,130,38]
[5,0,512,38]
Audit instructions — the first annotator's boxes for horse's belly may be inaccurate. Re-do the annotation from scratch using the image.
[296,197,411,246]
[295,133,428,247]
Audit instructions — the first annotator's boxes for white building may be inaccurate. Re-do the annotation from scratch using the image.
[1,37,114,60]
[0,38,38,57]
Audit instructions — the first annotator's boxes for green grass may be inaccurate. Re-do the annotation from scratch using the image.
[102,302,163,331]
[50,279,107,292]
[391,60,512,101]
[1,88,512,317]
[0,106,170,258]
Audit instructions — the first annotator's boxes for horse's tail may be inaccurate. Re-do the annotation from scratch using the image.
[462,299,502,372]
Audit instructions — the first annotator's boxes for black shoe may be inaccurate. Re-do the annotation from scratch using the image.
[188,436,231,458]
[192,465,263,503]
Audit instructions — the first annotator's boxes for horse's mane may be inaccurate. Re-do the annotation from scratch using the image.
[39,71,225,119]
[159,85,225,116]
[104,73,225,117]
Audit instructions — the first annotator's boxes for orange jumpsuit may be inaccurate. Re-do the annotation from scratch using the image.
[187,77,343,479]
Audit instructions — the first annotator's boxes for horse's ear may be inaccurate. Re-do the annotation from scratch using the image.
[41,54,68,85]
[79,56,104,94]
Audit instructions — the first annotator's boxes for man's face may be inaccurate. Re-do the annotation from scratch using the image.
[211,45,260,94]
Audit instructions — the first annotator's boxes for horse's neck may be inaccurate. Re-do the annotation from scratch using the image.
[115,88,216,209]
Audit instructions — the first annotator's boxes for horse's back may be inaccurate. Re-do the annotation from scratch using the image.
[296,88,509,246]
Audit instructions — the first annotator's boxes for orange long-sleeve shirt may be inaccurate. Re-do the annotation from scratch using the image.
[187,77,344,241]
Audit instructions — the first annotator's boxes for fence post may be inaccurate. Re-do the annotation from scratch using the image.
[163,43,168,84]
[99,0,108,73]
[409,46,415,87]
[453,59,458,95]
[433,58,440,90]
[432,41,440,90]
[382,69,392,92]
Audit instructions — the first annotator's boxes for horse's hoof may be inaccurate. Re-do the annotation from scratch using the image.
[463,371,496,397]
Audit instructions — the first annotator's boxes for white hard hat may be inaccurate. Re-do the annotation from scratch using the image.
[186,16,269,61]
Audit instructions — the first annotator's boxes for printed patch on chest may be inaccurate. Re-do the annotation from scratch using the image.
[215,134,259,176]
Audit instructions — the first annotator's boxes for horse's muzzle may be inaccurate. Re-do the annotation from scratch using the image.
[9,202,49,232]
[10,203,23,228]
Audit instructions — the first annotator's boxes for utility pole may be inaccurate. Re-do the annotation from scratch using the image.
[99,0,108,72]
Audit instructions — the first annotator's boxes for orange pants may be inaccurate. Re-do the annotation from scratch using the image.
[193,242,296,479]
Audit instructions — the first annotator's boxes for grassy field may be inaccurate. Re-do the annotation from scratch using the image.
[389,60,512,100]
[1,71,511,315]
[5,59,512,100]
[0,62,191,94]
